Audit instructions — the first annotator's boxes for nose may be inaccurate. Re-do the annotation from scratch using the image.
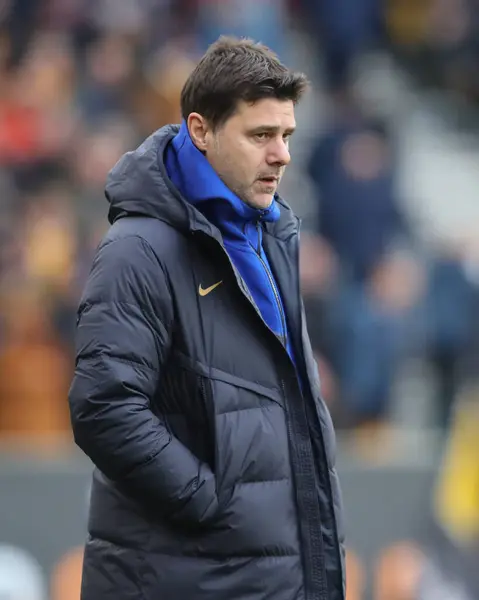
[267,138,291,167]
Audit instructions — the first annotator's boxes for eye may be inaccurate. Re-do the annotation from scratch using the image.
[254,132,269,141]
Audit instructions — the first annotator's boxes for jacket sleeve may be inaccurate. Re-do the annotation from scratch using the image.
[69,234,219,525]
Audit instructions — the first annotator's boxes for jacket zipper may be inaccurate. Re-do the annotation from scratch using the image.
[253,221,287,347]
[293,224,344,597]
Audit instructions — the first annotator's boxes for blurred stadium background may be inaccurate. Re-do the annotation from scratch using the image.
[0,0,478,598]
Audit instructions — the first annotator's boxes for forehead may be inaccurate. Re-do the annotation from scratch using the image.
[230,98,296,130]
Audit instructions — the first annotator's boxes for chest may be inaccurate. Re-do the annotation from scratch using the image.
[164,232,299,389]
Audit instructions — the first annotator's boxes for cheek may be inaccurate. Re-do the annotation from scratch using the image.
[212,137,260,190]
[238,146,262,180]
[226,147,253,181]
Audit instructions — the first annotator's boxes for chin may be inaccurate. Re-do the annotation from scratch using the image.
[247,194,274,210]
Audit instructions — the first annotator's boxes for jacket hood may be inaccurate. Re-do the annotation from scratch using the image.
[106,125,194,230]
[105,124,298,242]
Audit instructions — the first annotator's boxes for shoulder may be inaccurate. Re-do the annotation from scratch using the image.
[86,216,190,300]
[106,215,183,249]
[80,220,180,319]
[99,215,189,267]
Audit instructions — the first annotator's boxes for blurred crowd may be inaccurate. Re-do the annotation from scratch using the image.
[0,0,477,453]
[301,95,479,438]
[300,0,479,444]
[388,0,479,109]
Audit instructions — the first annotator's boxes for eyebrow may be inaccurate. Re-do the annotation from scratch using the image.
[249,125,296,135]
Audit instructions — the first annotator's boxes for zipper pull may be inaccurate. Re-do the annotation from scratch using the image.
[256,221,261,255]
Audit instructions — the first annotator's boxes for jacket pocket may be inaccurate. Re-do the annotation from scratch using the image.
[158,363,215,470]
[173,350,286,493]
[202,375,288,495]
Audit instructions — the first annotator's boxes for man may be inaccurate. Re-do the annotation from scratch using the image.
[69,36,345,600]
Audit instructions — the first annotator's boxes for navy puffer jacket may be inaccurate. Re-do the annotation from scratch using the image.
[69,125,345,600]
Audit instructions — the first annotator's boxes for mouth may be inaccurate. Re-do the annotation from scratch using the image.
[258,176,279,185]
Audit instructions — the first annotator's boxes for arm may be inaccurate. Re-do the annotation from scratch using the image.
[69,234,219,525]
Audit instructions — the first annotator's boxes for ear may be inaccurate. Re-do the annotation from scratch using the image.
[187,113,210,151]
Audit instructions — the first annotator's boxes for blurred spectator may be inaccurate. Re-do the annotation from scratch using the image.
[421,243,478,429]
[76,33,136,122]
[1,0,41,69]
[424,0,479,102]
[194,0,288,59]
[300,0,384,89]
[389,0,479,107]
[0,279,73,440]
[374,541,426,600]
[51,546,84,600]
[345,549,366,600]
[308,104,408,283]
[305,98,423,429]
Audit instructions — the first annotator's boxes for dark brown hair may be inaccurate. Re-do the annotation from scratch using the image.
[180,36,309,129]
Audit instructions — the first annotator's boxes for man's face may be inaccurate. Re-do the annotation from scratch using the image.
[191,98,296,209]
